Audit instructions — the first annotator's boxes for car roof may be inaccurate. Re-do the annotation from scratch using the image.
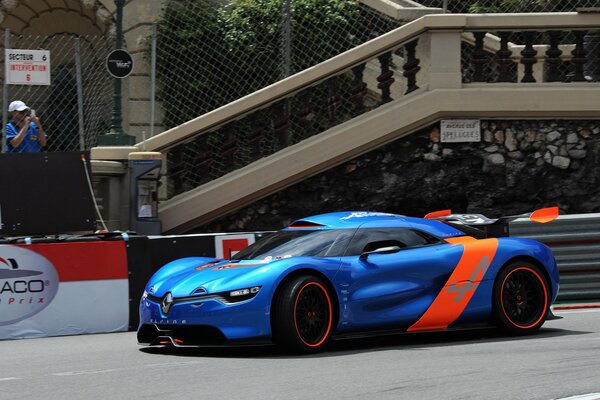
[287,211,465,238]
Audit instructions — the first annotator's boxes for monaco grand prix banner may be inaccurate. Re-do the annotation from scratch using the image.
[0,241,129,340]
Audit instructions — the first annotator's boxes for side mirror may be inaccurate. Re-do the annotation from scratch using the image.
[359,246,401,260]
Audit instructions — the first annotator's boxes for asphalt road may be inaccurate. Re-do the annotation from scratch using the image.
[1,308,599,400]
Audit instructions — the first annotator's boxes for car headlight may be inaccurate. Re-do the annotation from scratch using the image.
[221,286,261,303]
[230,286,261,297]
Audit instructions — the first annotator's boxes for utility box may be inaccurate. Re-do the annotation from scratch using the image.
[129,152,162,235]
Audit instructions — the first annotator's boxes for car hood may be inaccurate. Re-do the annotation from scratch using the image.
[147,259,276,298]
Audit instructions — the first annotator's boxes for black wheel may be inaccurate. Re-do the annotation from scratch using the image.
[272,275,334,354]
[493,262,550,334]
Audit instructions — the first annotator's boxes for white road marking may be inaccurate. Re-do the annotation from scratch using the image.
[52,360,207,377]
[554,393,600,400]
[53,369,121,377]
[0,377,21,382]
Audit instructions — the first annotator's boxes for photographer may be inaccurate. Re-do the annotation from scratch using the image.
[5,100,47,153]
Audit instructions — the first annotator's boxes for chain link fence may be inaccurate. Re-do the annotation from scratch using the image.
[418,0,600,13]
[152,0,600,133]
[153,0,402,130]
[1,33,113,153]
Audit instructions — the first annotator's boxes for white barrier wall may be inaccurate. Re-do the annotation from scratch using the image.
[0,241,129,340]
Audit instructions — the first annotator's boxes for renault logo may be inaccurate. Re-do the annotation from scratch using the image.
[161,292,173,315]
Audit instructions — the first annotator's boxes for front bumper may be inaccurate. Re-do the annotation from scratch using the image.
[138,294,272,346]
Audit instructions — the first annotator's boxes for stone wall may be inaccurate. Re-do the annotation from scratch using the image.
[196,119,600,233]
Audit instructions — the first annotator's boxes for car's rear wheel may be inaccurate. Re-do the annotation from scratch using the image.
[493,262,550,334]
[272,275,333,354]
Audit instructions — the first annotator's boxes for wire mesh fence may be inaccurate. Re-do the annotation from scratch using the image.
[154,0,403,130]
[417,0,600,13]
[3,1,594,153]
[1,33,113,153]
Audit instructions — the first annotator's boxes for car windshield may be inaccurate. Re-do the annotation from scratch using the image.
[231,229,355,261]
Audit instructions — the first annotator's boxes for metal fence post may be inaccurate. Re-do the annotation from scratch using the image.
[150,24,157,137]
[2,29,10,153]
[75,37,85,151]
[281,0,292,79]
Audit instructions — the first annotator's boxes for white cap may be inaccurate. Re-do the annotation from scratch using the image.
[8,100,28,112]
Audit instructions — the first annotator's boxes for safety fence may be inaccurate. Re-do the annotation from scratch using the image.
[1,33,113,153]
[153,0,403,131]
[3,1,598,154]
[510,214,600,301]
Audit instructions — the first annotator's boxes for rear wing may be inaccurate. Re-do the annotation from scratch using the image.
[424,207,559,238]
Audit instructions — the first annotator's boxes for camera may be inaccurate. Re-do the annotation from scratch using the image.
[24,108,35,117]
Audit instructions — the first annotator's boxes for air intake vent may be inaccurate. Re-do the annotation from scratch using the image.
[288,221,324,228]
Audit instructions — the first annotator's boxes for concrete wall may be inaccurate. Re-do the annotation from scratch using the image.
[196,119,600,232]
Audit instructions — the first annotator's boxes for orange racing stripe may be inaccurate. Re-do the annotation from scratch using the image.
[444,236,477,245]
[407,237,499,332]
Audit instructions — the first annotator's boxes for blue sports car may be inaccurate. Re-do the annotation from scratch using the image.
[138,208,560,353]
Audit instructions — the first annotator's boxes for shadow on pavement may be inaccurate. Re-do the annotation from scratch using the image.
[138,326,590,359]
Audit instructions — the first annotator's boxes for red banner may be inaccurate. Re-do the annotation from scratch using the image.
[16,241,128,282]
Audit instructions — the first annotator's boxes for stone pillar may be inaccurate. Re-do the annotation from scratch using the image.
[123,0,168,141]
[428,30,462,89]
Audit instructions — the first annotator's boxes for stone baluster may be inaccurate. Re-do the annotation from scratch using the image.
[350,63,367,115]
[472,31,487,82]
[403,40,420,94]
[377,51,394,103]
[571,30,588,82]
[545,31,563,82]
[496,31,513,82]
[520,31,538,83]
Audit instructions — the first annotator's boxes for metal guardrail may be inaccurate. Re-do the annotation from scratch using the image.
[510,214,600,302]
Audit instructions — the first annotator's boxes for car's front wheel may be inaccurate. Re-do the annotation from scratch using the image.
[493,262,550,334]
[272,275,333,354]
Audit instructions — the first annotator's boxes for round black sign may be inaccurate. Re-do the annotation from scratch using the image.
[106,49,133,78]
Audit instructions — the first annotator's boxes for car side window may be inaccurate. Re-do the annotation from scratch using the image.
[344,228,438,256]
